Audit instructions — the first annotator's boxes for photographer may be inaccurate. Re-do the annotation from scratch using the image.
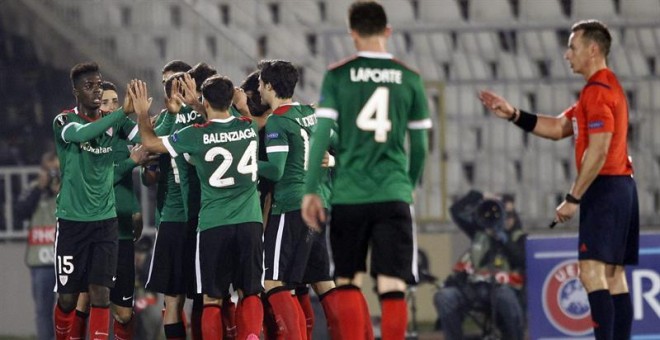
[434,190,526,340]
[15,151,60,340]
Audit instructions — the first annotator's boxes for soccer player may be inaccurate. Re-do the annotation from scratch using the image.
[142,62,199,340]
[301,2,432,339]
[52,62,173,340]
[257,59,335,340]
[478,20,639,340]
[131,76,264,340]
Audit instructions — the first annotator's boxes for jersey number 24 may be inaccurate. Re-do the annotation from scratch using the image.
[205,140,258,187]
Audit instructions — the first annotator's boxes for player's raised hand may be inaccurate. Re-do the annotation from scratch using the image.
[123,82,135,115]
[129,79,153,116]
[478,90,516,120]
[178,73,199,106]
[165,79,183,114]
[129,144,151,165]
[233,87,250,116]
[302,194,325,233]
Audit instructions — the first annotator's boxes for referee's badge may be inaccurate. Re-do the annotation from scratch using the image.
[59,275,68,286]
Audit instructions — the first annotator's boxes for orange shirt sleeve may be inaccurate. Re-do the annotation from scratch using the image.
[582,86,615,134]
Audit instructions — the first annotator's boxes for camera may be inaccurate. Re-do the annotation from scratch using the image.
[474,199,506,234]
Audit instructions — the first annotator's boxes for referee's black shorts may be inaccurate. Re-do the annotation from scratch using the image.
[578,175,639,265]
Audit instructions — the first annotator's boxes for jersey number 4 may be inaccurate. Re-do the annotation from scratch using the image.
[205,140,257,187]
[356,87,392,143]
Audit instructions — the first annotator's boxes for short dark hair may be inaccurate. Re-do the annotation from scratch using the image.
[188,63,218,92]
[164,72,187,98]
[70,62,100,88]
[162,60,192,74]
[241,70,270,117]
[349,1,388,37]
[101,81,117,92]
[201,75,234,111]
[571,20,612,57]
[258,59,298,99]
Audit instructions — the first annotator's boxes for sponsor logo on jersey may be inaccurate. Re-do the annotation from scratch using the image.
[203,128,256,144]
[80,142,112,155]
[542,259,592,336]
[350,67,403,84]
[588,120,604,129]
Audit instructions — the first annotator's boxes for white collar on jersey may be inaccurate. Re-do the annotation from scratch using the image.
[357,51,394,59]
[275,102,300,109]
[211,116,236,123]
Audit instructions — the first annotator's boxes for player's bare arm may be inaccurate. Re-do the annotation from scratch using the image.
[555,131,612,223]
[130,80,168,154]
[478,90,573,140]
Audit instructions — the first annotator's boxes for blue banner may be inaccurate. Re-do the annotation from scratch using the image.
[526,232,660,340]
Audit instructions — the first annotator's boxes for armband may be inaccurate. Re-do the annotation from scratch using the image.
[512,108,538,132]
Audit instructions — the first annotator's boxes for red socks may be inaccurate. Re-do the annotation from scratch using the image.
[54,304,75,340]
[380,291,407,340]
[202,305,223,340]
[267,288,304,340]
[293,297,307,339]
[236,295,263,339]
[296,288,314,340]
[262,295,281,340]
[112,316,134,340]
[222,298,237,339]
[88,306,110,340]
[320,286,371,340]
[68,310,89,340]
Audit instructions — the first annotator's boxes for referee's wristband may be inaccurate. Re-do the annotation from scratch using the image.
[565,193,581,204]
[512,108,538,132]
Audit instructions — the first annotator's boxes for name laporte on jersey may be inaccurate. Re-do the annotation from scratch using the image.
[202,128,256,144]
[350,67,403,84]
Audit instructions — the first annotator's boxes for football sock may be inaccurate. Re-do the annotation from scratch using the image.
[112,315,133,340]
[54,303,75,340]
[612,292,633,340]
[379,291,407,340]
[88,305,110,340]
[588,290,614,340]
[222,297,237,339]
[262,294,281,340]
[202,305,223,340]
[266,287,303,340]
[164,321,186,340]
[296,287,314,340]
[292,295,307,340]
[236,295,263,340]
[68,310,89,340]
[319,285,368,340]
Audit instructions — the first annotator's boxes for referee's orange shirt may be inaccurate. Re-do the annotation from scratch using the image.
[563,68,633,175]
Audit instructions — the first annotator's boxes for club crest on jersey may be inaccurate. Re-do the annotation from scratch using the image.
[106,127,113,136]
[59,275,68,286]
[542,259,592,336]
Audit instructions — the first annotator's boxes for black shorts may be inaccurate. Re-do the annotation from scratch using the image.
[110,240,135,307]
[264,210,316,284]
[54,218,118,293]
[196,223,263,297]
[302,212,332,283]
[579,175,640,265]
[145,221,188,295]
[330,202,417,283]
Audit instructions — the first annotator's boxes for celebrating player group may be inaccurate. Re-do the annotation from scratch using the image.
[50,0,639,339]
